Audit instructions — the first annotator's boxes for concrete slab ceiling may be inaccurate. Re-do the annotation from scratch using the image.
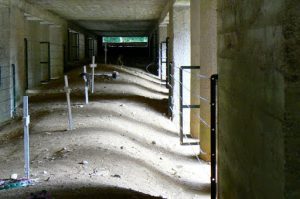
[26,0,169,36]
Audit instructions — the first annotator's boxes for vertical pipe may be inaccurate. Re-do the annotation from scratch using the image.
[24,39,29,90]
[23,96,30,179]
[91,66,95,93]
[48,42,51,80]
[179,67,183,144]
[165,38,169,88]
[92,55,95,64]
[104,43,107,64]
[211,74,218,199]
[12,64,16,116]
[64,75,73,130]
[160,42,162,81]
[83,66,89,104]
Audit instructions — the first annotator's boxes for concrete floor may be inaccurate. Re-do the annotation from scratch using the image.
[0,65,210,199]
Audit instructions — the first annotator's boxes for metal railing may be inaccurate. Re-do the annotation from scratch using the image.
[179,66,200,144]
[210,74,218,199]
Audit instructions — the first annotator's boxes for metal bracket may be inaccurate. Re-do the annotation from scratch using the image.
[179,66,201,145]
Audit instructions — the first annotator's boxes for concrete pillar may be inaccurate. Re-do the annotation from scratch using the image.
[169,2,191,133]
[217,0,300,198]
[190,0,201,139]
[199,0,218,161]
[283,2,300,198]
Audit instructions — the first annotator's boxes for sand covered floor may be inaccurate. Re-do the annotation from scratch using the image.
[0,65,210,199]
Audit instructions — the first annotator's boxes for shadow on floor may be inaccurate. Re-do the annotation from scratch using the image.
[7,186,164,199]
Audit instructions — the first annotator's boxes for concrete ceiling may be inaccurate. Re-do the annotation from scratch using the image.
[26,0,168,35]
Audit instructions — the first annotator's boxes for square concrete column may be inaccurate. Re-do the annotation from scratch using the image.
[190,0,201,139]
[169,3,191,133]
[199,0,217,161]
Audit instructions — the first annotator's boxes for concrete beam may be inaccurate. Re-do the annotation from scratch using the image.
[25,16,42,21]
[174,0,190,7]
[159,0,190,26]
[40,21,55,25]
[158,0,171,25]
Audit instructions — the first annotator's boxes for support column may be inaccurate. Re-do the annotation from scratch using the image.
[169,2,191,133]
[199,0,217,161]
[190,0,201,139]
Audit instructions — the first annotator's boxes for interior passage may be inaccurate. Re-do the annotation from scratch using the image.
[0,0,299,199]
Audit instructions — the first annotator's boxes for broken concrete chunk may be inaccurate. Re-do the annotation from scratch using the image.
[79,160,89,165]
[10,173,18,180]
[111,174,121,178]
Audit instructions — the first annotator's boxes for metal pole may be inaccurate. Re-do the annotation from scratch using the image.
[160,42,162,81]
[12,64,16,116]
[91,65,95,93]
[83,66,89,104]
[64,75,73,130]
[104,43,107,64]
[211,74,218,199]
[179,67,183,145]
[92,55,95,65]
[23,96,30,179]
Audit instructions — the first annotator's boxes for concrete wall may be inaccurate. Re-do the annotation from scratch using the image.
[79,33,85,60]
[39,24,50,82]
[217,0,299,198]
[49,26,64,79]
[0,5,11,123]
[0,0,92,125]
[9,2,25,116]
[25,20,41,88]
[93,39,98,57]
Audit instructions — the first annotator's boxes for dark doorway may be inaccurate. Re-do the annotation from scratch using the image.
[40,42,50,83]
